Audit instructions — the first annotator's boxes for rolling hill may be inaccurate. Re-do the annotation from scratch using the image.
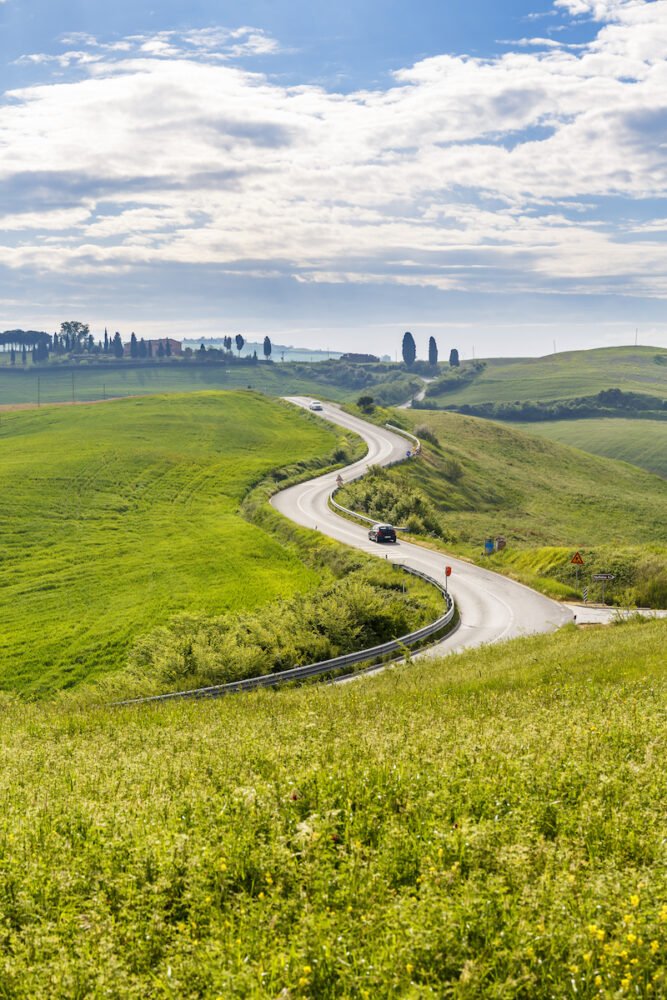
[519,418,667,479]
[339,406,667,605]
[422,346,667,407]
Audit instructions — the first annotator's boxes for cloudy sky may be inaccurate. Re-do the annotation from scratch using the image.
[0,0,665,358]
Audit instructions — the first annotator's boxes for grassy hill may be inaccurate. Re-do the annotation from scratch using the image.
[0,359,420,408]
[339,407,667,605]
[422,346,667,407]
[0,393,349,695]
[1,618,665,995]
[520,418,667,479]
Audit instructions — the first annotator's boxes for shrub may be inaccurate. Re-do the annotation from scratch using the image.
[414,424,439,446]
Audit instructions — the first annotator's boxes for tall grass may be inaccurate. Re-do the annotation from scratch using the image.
[0,619,665,996]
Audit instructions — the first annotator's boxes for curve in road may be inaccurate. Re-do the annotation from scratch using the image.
[272,398,572,659]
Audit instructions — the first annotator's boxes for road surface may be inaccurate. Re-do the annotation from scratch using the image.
[273,399,571,658]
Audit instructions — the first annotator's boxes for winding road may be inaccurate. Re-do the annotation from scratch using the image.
[273,398,572,658]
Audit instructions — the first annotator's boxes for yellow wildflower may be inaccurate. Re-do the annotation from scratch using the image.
[630,894,640,908]
[406,963,414,975]
[303,966,312,975]
[651,940,659,954]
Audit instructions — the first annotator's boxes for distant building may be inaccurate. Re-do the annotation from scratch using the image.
[339,353,380,363]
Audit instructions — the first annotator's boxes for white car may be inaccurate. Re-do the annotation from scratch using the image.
[309,400,323,411]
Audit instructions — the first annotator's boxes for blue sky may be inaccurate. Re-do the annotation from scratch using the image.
[0,0,665,358]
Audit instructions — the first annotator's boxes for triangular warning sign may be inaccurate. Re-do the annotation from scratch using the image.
[571,551,584,566]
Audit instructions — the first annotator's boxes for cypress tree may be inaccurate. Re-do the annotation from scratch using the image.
[428,336,438,367]
[263,336,272,360]
[401,331,416,367]
[130,333,138,359]
[449,348,460,367]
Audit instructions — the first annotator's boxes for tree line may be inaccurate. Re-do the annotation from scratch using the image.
[401,331,459,368]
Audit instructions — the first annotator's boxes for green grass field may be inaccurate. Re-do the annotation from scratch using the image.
[0,618,665,996]
[339,407,667,605]
[518,418,667,479]
[0,361,420,408]
[0,363,349,405]
[0,392,350,695]
[423,346,667,406]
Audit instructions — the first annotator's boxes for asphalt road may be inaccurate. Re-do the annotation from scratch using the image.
[272,399,572,657]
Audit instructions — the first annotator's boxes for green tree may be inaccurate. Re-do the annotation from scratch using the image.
[235,334,245,356]
[130,333,138,359]
[449,348,460,367]
[112,332,124,358]
[263,336,272,360]
[402,331,416,367]
[165,339,171,357]
[139,338,147,359]
[60,321,89,352]
[357,395,375,413]
[157,341,165,358]
[428,336,438,367]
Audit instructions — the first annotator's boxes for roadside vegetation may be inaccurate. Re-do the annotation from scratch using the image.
[338,407,667,607]
[1,618,665,996]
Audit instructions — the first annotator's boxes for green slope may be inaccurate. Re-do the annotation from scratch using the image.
[518,418,667,479]
[0,392,346,695]
[0,360,420,407]
[423,345,667,406]
[339,407,667,605]
[1,619,665,995]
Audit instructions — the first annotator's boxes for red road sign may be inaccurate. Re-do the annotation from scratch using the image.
[571,552,585,566]
[445,566,452,577]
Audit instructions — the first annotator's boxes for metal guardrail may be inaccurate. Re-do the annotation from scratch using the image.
[329,494,376,525]
[385,422,421,453]
[115,566,455,707]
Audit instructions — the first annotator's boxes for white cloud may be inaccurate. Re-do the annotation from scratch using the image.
[1,2,666,303]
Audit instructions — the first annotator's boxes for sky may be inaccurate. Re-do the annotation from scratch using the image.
[0,0,666,359]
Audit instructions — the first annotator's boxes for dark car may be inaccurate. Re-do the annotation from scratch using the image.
[368,523,397,543]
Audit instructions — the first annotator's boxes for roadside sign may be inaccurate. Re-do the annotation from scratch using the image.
[445,566,452,577]
[582,587,588,603]
[592,572,615,606]
[571,552,584,566]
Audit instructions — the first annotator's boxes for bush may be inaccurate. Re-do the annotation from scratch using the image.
[414,424,439,446]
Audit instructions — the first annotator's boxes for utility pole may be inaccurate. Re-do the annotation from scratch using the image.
[635,328,638,346]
